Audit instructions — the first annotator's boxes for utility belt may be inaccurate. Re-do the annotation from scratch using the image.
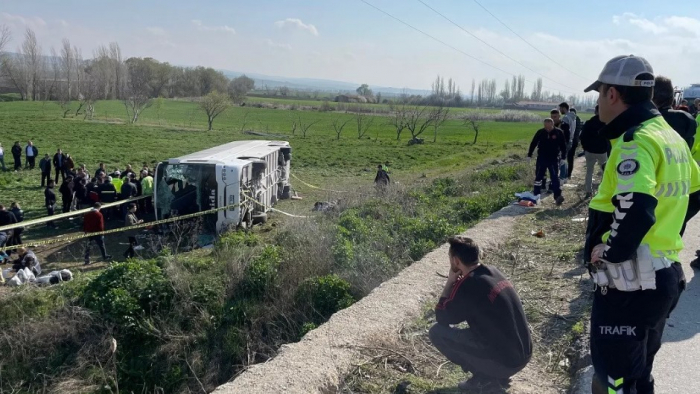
[589,244,673,294]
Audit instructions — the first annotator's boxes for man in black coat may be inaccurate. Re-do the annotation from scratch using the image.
[653,76,697,149]
[53,149,67,183]
[39,154,52,187]
[579,105,610,198]
[45,180,57,228]
[11,142,22,171]
[59,176,75,213]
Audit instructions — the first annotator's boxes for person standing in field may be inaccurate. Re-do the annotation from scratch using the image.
[25,140,38,169]
[527,118,566,205]
[567,108,583,178]
[430,236,532,391]
[558,102,577,180]
[652,76,696,149]
[0,142,7,171]
[53,148,66,183]
[11,141,22,171]
[45,180,57,228]
[39,153,52,187]
[9,202,24,248]
[123,203,143,259]
[83,202,112,265]
[59,176,75,213]
[140,170,154,213]
[579,105,609,198]
[549,109,570,187]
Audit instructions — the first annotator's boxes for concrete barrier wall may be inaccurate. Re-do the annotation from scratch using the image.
[213,204,530,394]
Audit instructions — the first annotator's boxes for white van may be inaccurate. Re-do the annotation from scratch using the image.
[154,140,292,233]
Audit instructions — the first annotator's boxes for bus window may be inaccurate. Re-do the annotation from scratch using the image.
[155,162,218,234]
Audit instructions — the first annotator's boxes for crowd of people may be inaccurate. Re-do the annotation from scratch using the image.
[1,146,157,269]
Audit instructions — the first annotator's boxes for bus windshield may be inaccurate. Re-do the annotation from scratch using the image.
[155,162,218,233]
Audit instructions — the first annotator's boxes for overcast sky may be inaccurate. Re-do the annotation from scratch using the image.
[2,0,699,96]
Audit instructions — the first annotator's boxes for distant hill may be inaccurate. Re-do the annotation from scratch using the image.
[221,70,431,97]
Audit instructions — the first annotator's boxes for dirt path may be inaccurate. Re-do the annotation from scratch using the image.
[214,158,590,394]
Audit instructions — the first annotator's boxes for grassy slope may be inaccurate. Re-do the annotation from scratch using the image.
[0,99,536,221]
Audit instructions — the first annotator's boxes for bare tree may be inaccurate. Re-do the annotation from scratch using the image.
[389,103,409,141]
[109,42,124,99]
[21,28,42,101]
[463,115,481,144]
[431,105,450,143]
[228,75,255,103]
[296,114,319,138]
[73,46,84,100]
[355,112,374,139]
[123,58,153,123]
[332,117,351,140]
[199,91,230,130]
[81,68,99,119]
[405,106,443,143]
[51,47,71,116]
[60,39,74,101]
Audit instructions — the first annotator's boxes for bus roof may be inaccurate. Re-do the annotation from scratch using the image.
[168,140,290,164]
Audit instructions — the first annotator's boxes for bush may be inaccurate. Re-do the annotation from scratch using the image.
[295,274,355,323]
[81,260,173,329]
[238,245,282,298]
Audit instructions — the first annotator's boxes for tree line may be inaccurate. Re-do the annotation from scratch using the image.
[0,27,255,122]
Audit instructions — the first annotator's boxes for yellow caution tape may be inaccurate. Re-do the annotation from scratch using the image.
[0,195,150,233]
[291,174,356,194]
[0,194,310,252]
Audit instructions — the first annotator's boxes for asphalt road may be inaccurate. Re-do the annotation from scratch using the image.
[573,217,700,394]
[652,216,700,393]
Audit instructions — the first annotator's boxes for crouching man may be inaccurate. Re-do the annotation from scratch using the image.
[429,236,532,391]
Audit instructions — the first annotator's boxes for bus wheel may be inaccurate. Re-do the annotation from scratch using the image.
[252,213,268,225]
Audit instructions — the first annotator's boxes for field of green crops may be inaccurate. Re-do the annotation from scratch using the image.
[0,99,540,220]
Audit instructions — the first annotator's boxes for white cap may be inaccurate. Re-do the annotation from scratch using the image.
[584,55,655,93]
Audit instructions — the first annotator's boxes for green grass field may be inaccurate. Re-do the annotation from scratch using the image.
[0,99,538,221]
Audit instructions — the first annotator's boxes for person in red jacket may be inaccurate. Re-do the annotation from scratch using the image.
[83,202,112,265]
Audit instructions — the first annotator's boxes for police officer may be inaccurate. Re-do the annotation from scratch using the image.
[584,55,700,394]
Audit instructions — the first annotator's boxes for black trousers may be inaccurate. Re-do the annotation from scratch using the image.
[533,158,561,198]
[41,171,51,186]
[27,156,36,169]
[55,167,65,183]
[429,324,528,380]
[590,264,685,394]
[13,155,21,170]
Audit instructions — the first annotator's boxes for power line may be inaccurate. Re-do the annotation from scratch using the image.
[472,0,592,83]
[358,0,578,95]
[417,0,579,92]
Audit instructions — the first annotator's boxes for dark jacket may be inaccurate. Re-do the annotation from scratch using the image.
[98,182,118,202]
[25,145,38,157]
[120,169,135,179]
[83,209,105,233]
[11,145,21,158]
[10,207,24,223]
[527,128,567,160]
[39,157,52,173]
[579,115,610,154]
[435,265,532,368]
[95,168,106,178]
[374,169,390,186]
[556,122,571,146]
[0,210,17,235]
[659,106,697,149]
[59,180,74,201]
[45,187,56,206]
[53,153,66,169]
[120,181,137,200]
[74,180,88,203]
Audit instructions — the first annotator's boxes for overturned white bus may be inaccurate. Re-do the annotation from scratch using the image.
[154,140,292,233]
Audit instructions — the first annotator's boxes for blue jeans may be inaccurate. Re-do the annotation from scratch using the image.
[0,155,6,171]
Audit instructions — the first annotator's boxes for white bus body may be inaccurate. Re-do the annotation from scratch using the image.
[154,140,292,233]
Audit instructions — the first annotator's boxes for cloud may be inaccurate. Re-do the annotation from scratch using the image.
[58,19,69,28]
[613,13,700,38]
[274,18,318,36]
[265,38,292,51]
[0,12,47,29]
[146,27,167,36]
[191,19,236,34]
[613,13,667,34]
